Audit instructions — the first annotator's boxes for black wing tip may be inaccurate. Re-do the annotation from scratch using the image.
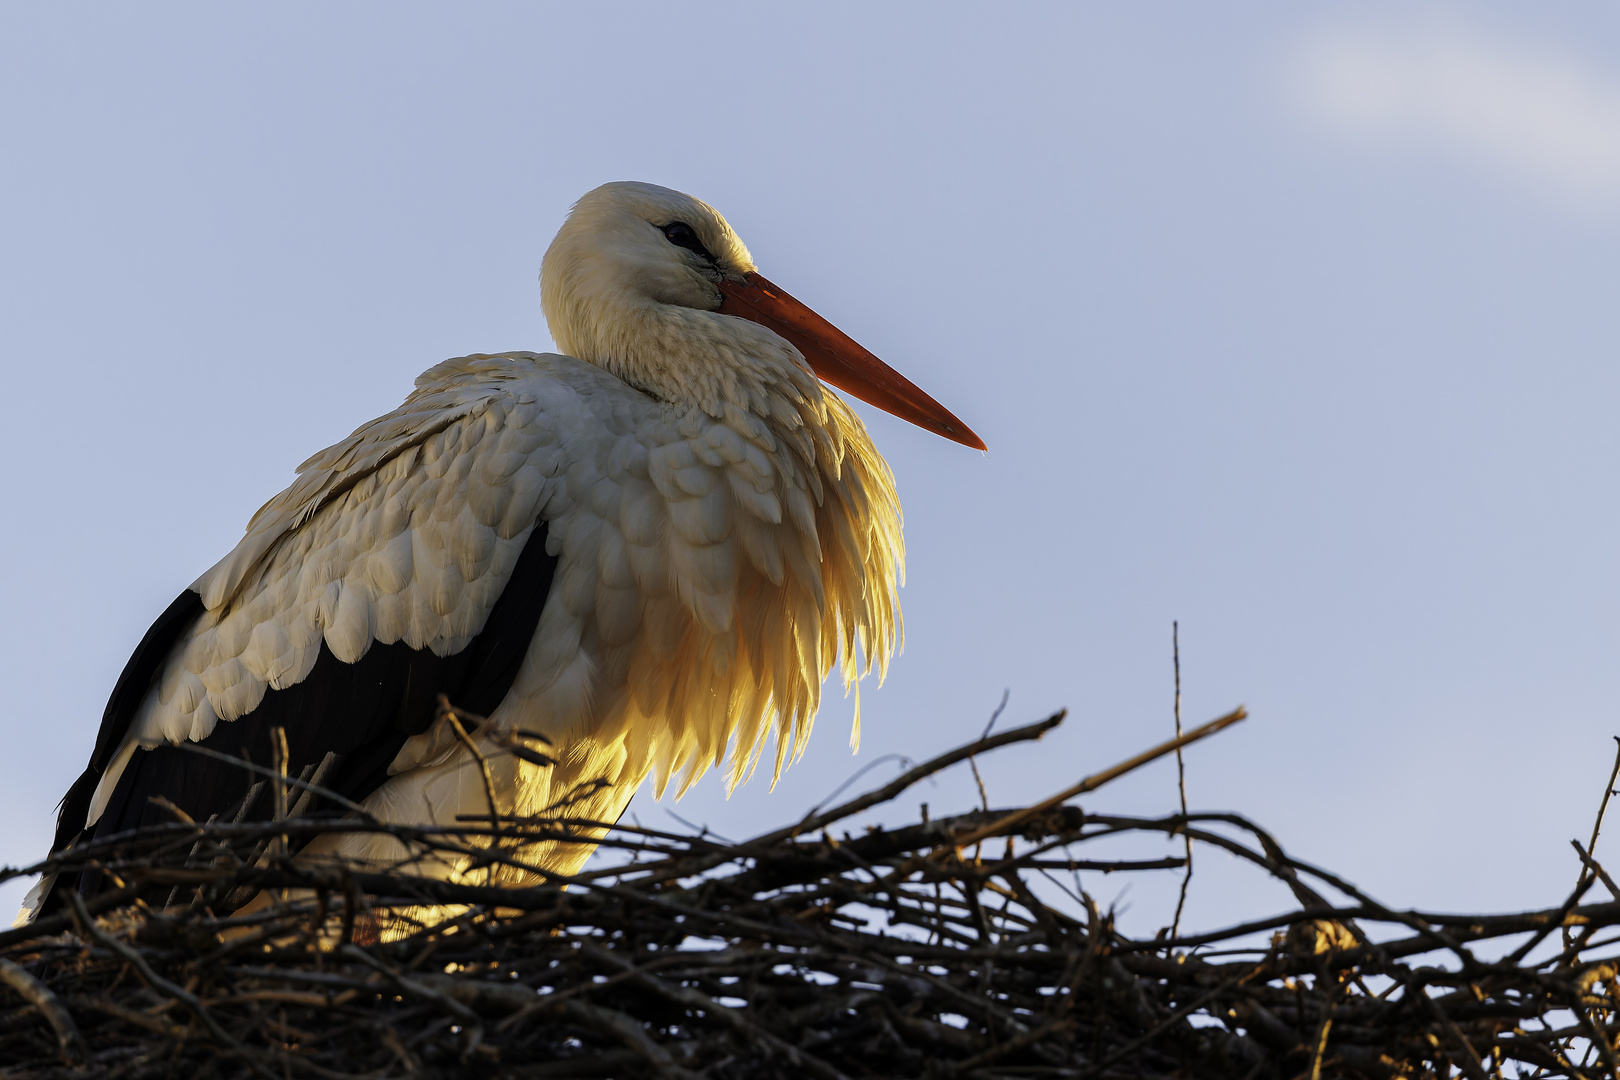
[55,522,561,913]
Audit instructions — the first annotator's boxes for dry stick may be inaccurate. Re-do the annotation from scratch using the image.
[492,952,700,1033]
[171,740,501,883]
[1586,737,1620,879]
[1566,983,1620,1080]
[1130,811,1469,966]
[29,725,1050,903]
[0,956,85,1062]
[437,696,504,886]
[145,795,195,825]
[967,690,1009,864]
[1572,840,1620,903]
[763,711,1068,846]
[1074,958,1272,1080]
[551,998,701,1079]
[1516,866,1607,967]
[66,891,279,1080]
[79,996,193,1043]
[1422,993,1493,1080]
[271,726,289,823]
[286,752,341,819]
[580,940,853,1080]
[0,884,140,952]
[968,691,1009,815]
[175,741,374,818]
[954,1014,1077,1073]
[1567,738,1620,958]
[1307,1014,1333,1080]
[1170,621,1193,941]
[1073,808,1351,923]
[1579,737,1620,951]
[1307,971,1349,1080]
[954,707,1247,848]
[269,725,291,908]
[1555,865,1620,1079]
[437,696,502,830]
[24,818,551,893]
[338,944,486,1059]
[807,754,916,821]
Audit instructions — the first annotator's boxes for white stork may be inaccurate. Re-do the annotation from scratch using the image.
[16,181,983,925]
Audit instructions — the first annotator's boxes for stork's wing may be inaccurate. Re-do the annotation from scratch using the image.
[45,354,571,909]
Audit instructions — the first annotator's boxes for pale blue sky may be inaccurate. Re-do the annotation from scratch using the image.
[5,3,1620,932]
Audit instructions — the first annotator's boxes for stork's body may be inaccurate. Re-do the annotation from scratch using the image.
[19,182,980,923]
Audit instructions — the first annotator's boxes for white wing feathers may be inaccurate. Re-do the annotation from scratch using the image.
[88,349,904,833]
[193,355,543,613]
[89,354,565,824]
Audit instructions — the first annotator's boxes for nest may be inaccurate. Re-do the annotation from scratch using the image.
[4,706,1620,1079]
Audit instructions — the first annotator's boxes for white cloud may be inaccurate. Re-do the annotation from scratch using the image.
[1291,16,1620,211]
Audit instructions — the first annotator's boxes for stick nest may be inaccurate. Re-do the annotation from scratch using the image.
[3,706,1619,1079]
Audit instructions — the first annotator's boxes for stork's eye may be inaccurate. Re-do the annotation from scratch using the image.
[661,221,717,265]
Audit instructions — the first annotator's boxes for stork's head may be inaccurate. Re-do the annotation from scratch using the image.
[541,181,985,450]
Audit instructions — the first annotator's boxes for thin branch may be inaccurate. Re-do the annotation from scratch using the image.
[0,957,84,1061]
[66,891,277,1079]
[1170,620,1193,941]
[765,710,1067,845]
[954,706,1246,846]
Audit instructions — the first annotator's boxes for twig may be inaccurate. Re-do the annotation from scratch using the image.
[437,696,503,829]
[270,725,290,869]
[339,943,485,1058]
[954,706,1246,846]
[0,957,85,1061]
[808,754,917,819]
[967,689,1010,816]
[769,711,1067,845]
[1585,737,1620,881]
[967,690,1009,863]
[1076,959,1270,1079]
[1573,839,1620,903]
[175,741,375,818]
[1170,621,1193,941]
[66,891,277,1079]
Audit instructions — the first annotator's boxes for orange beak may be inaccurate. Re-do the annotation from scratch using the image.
[717,272,987,451]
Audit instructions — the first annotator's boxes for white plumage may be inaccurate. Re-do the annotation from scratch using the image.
[20,181,980,923]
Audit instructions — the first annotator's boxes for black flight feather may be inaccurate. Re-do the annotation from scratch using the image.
[44,523,558,911]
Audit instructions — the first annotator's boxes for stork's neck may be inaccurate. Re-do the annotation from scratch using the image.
[545,278,825,435]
